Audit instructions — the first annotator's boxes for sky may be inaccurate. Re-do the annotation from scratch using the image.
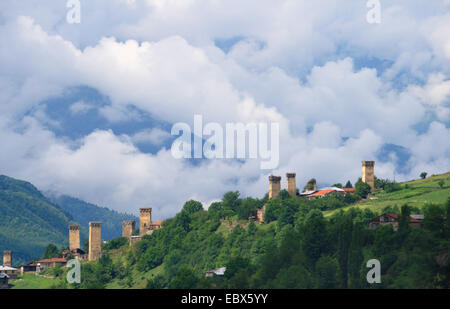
[0,0,449,219]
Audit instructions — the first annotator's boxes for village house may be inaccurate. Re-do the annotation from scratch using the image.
[19,263,37,276]
[0,266,19,279]
[36,258,67,272]
[61,248,87,261]
[369,213,424,231]
[304,187,355,200]
[0,272,9,289]
[205,267,226,278]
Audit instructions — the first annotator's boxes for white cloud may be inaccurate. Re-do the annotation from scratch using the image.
[69,101,94,115]
[0,2,449,218]
[131,128,171,145]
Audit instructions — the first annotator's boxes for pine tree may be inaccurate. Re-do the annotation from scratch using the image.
[336,215,352,288]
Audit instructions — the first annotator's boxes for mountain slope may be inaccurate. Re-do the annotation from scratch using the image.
[48,195,138,241]
[0,175,73,265]
[45,171,449,289]
[324,172,450,217]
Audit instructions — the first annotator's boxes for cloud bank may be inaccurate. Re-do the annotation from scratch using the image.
[0,1,449,219]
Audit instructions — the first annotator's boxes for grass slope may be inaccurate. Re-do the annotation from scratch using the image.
[324,172,450,217]
[10,274,56,289]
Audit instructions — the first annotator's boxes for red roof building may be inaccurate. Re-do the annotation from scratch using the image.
[369,213,424,231]
[36,258,67,272]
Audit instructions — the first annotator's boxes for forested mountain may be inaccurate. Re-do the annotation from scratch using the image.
[0,175,73,265]
[0,175,138,266]
[48,194,138,241]
[46,173,449,289]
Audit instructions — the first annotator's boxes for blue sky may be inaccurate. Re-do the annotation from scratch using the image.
[0,0,449,218]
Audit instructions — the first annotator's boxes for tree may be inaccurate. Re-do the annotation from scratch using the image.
[423,203,446,237]
[438,180,444,189]
[238,197,259,220]
[278,189,291,200]
[83,239,89,254]
[102,237,128,251]
[175,211,191,232]
[344,180,353,188]
[355,179,371,199]
[302,210,329,265]
[168,267,199,289]
[222,191,241,213]
[336,214,353,288]
[384,181,401,193]
[373,225,396,256]
[264,198,282,223]
[398,204,411,243]
[420,172,427,179]
[146,275,166,289]
[445,197,450,239]
[247,220,257,235]
[42,244,59,259]
[315,255,339,288]
[277,199,297,229]
[225,256,250,279]
[304,178,317,191]
[332,183,343,188]
[183,200,203,215]
[208,202,223,213]
[348,223,364,288]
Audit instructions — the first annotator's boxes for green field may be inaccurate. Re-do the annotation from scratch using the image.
[324,172,450,217]
[10,274,56,289]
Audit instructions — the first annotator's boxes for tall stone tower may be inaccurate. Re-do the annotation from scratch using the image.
[122,220,135,238]
[269,175,281,199]
[140,208,152,236]
[69,225,81,251]
[362,161,375,192]
[88,222,102,261]
[286,173,296,197]
[3,250,11,267]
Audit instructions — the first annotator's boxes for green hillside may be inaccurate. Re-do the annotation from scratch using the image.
[42,173,449,289]
[0,175,139,266]
[48,195,138,241]
[324,172,450,217]
[0,175,73,265]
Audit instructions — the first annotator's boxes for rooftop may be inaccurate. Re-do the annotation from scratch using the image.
[370,213,424,223]
[0,266,18,271]
[37,258,67,264]
[0,273,9,279]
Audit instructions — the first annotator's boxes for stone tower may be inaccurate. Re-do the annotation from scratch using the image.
[122,220,135,238]
[3,250,11,267]
[362,161,375,192]
[88,222,102,261]
[269,175,281,199]
[69,225,81,251]
[140,208,152,236]
[286,173,296,197]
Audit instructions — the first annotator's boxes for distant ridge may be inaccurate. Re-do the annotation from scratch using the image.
[47,194,138,241]
[0,174,138,266]
[0,175,72,265]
